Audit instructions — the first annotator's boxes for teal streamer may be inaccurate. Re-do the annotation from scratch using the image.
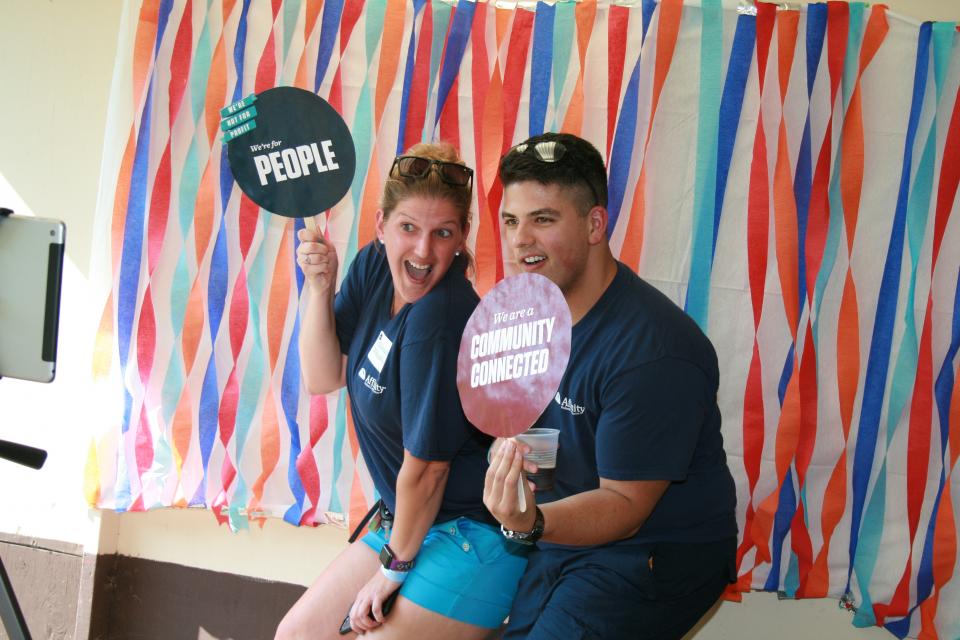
[852,470,886,626]
[328,388,349,514]
[227,215,274,531]
[684,0,722,330]
[343,4,388,262]
[842,4,865,105]
[282,0,302,62]
[365,0,388,64]
[189,3,213,124]
[348,81,373,264]
[784,552,800,597]
[551,2,575,130]
[154,2,215,502]
[853,24,949,625]
[812,4,865,347]
[424,1,453,141]
[326,1,391,505]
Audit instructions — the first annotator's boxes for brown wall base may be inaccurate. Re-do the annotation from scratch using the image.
[0,534,83,640]
[90,555,306,640]
[0,535,307,640]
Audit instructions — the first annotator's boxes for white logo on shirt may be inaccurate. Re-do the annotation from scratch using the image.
[366,331,393,373]
[555,392,585,415]
[358,367,386,394]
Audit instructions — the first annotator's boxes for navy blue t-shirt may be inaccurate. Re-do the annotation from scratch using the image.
[334,241,492,523]
[535,262,737,547]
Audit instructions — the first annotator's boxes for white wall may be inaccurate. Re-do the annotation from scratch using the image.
[1,0,956,638]
[0,0,122,554]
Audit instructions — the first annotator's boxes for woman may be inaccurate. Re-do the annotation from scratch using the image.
[276,143,527,639]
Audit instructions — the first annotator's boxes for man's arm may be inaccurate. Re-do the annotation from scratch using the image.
[484,439,669,545]
[539,477,669,545]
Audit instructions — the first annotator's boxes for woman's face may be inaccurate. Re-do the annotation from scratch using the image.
[376,195,468,309]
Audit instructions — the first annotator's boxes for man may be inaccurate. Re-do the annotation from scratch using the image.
[484,132,737,639]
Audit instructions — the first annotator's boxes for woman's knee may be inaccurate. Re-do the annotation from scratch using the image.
[273,612,297,640]
[275,593,334,640]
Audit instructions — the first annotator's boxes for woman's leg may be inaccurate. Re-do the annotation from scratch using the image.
[364,598,498,640]
[276,539,499,640]
[275,540,379,640]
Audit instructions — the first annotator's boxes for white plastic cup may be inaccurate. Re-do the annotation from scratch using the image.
[514,428,560,491]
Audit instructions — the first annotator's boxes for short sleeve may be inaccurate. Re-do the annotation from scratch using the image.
[333,246,369,354]
[596,358,714,482]
[398,332,472,460]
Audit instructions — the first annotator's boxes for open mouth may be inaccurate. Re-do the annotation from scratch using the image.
[404,259,432,282]
[521,255,546,267]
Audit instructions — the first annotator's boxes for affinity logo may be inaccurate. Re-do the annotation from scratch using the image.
[555,392,585,416]
[357,367,386,394]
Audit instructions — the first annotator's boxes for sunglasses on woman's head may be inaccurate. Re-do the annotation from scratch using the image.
[391,155,474,188]
[507,140,601,206]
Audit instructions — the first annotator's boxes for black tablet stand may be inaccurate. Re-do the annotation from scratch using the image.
[0,432,46,640]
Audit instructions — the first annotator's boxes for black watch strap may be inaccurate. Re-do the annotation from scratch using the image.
[500,507,545,545]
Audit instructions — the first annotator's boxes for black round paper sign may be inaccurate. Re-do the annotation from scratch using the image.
[226,86,356,218]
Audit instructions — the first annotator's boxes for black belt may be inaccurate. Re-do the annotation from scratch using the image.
[348,499,393,543]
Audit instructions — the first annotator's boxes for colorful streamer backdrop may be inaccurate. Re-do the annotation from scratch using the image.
[88,1,960,637]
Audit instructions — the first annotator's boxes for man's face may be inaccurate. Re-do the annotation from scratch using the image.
[501,181,593,295]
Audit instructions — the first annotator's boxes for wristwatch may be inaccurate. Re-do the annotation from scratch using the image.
[500,507,545,545]
[379,543,415,571]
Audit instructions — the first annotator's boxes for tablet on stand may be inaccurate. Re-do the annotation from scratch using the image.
[0,210,65,383]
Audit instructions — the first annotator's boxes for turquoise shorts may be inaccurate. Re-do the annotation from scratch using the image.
[361,517,529,629]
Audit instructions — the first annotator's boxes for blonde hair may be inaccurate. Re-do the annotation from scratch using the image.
[381,141,473,232]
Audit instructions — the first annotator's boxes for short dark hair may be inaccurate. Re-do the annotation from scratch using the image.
[498,132,607,214]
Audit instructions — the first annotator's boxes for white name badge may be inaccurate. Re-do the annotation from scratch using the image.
[367,331,393,373]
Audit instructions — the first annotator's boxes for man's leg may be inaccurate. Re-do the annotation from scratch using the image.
[509,539,734,640]
[501,548,563,639]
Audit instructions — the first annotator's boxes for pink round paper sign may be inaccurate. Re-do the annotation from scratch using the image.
[457,273,571,438]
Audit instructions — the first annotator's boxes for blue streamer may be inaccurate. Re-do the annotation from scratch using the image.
[314,0,344,94]
[112,0,173,504]
[764,469,798,592]
[156,0,174,57]
[282,220,307,524]
[607,0,669,236]
[529,2,556,137]
[117,81,153,422]
[711,13,755,259]
[433,0,476,128]
[909,25,960,624]
[194,354,220,506]
[794,4,827,311]
[641,0,656,42]
[281,313,306,525]
[606,54,640,235]
[848,21,931,593]
[396,0,428,155]
[765,342,796,582]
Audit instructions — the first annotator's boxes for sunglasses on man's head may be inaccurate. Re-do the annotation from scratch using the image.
[391,155,474,188]
[507,139,601,207]
[508,140,569,163]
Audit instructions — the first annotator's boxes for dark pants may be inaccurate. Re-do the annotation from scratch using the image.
[504,538,736,640]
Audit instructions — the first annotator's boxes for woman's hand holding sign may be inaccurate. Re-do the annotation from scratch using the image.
[296,227,346,395]
[296,228,338,298]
